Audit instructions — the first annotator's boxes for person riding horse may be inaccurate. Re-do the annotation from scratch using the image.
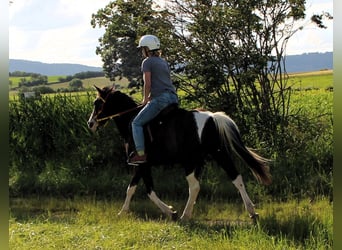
[129,35,179,165]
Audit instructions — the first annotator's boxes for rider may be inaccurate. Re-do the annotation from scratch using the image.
[128,34,179,165]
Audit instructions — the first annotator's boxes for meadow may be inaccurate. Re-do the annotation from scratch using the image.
[9,70,333,249]
[9,197,332,249]
[9,75,126,93]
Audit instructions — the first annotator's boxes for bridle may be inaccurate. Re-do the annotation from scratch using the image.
[96,105,143,122]
[93,89,143,123]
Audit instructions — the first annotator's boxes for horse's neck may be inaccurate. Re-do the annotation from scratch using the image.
[112,92,138,141]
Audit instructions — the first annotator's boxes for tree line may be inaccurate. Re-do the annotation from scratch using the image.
[9,71,105,94]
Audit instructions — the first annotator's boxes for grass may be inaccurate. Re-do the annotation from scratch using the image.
[287,69,333,89]
[9,197,332,249]
[9,75,64,87]
[9,76,127,90]
[9,70,332,93]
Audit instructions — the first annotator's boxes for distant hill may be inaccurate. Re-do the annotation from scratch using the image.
[9,52,332,75]
[283,52,332,73]
[9,59,103,76]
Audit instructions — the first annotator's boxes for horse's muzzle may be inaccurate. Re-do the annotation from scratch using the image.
[87,119,98,132]
[87,120,95,128]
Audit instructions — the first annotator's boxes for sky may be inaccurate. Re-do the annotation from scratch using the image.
[9,0,333,67]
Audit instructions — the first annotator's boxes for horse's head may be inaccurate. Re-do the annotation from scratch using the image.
[87,85,115,132]
[87,85,138,133]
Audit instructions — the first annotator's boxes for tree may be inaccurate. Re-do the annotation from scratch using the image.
[91,0,175,86]
[69,79,83,90]
[166,0,331,145]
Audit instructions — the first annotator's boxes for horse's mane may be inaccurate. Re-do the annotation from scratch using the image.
[98,86,137,108]
[112,90,138,109]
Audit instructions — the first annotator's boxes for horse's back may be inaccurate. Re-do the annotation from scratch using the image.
[146,107,202,164]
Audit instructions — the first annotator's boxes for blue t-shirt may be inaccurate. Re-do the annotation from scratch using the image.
[141,56,176,97]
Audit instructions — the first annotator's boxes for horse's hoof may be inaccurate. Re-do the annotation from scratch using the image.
[171,211,178,221]
[250,213,259,223]
[180,214,192,221]
[118,210,129,216]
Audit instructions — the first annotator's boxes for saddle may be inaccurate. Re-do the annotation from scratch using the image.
[125,103,179,159]
[145,103,179,141]
[152,103,178,123]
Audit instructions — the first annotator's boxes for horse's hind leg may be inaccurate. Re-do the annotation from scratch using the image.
[214,150,257,219]
[180,171,200,220]
[232,175,258,219]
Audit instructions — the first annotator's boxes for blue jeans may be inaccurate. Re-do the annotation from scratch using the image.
[132,92,178,153]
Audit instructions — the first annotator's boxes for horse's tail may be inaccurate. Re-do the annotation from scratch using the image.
[212,112,272,185]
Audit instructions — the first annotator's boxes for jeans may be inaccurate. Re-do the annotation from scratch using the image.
[132,92,178,153]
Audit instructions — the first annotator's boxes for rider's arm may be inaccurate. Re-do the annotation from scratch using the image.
[142,71,151,105]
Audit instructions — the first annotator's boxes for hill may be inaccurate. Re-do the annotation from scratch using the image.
[284,52,332,73]
[9,59,103,76]
[9,52,332,75]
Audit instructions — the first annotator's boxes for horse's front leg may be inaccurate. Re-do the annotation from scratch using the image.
[118,167,142,215]
[142,164,178,220]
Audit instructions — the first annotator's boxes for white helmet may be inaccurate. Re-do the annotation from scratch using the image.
[138,35,160,51]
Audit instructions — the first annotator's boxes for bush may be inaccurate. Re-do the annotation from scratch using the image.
[69,78,83,90]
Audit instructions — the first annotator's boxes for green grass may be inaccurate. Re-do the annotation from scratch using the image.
[9,75,64,87]
[9,197,332,249]
[9,70,333,93]
[288,70,333,89]
[9,76,128,96]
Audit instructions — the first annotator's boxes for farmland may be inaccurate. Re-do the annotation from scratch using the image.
[9,69,332,95]
[9,70,333,249]
[9,75,127,94]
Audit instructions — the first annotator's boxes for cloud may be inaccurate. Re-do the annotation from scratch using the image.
[9,0,106,66]
[285,0,333,55]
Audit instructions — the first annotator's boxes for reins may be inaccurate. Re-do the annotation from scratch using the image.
[96,105,144,122]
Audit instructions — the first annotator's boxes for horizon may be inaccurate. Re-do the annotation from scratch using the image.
[9,51,333,68]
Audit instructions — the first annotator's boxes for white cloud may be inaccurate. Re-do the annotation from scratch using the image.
[9,0,106,66]
[285,0,333,55]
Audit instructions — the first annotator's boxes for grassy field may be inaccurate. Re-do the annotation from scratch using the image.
[9,197,332,249]
[9,76,127,90]
[288,70,333,89]
[9,69,333,94]
[9,75,64,87]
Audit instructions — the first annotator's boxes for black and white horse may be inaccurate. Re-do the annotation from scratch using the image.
[87,86,271,220]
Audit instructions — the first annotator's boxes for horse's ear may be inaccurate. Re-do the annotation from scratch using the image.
[110,84,115,91]
[94,85,102,93]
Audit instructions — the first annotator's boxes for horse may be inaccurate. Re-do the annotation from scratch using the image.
[87,85,271,221]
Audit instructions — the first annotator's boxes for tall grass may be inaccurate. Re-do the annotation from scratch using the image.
[9,90,333,200]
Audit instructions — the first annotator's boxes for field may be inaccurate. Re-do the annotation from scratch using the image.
[9,197,332,249]
[9,69,332,95]
[288,70,333,89]
[9,75,128,93]
[9,70,333,249]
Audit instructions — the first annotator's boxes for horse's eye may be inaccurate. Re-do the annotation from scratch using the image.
[94,99,102,107]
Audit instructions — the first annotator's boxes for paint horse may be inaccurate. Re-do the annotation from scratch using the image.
[87,86,271,220]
